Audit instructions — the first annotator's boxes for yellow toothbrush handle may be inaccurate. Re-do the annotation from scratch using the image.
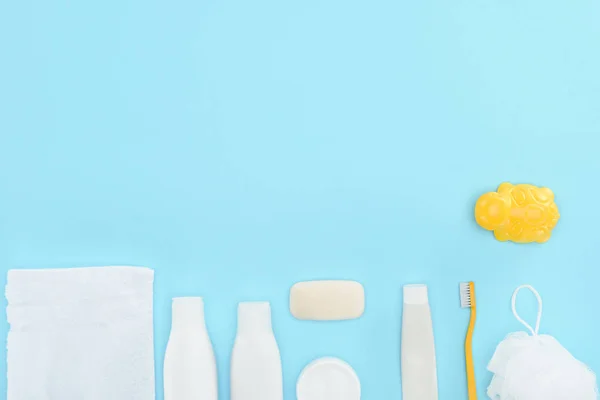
[465,282,477,400]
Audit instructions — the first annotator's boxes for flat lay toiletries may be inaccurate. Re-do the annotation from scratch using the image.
[475,182,560,243]
[487,285,597,400]
[290,280,365,321]
[460,282,477,400]
[296,357,361,400]
[231,302,283,400]
[164,297,218,400]
[401,284,438,400]
[6,267,156,400]
[10,264,591,400]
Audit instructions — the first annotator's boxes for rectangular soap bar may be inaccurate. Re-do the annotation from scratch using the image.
[290,280,365,321]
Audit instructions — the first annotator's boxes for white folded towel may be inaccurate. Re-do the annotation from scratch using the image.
[6,266,155,400]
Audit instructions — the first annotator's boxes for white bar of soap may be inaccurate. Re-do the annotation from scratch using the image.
[290,280,365,321]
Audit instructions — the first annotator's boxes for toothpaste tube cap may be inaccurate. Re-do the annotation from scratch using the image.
[403,284,429,305]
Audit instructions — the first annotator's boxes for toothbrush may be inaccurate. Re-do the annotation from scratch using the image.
[460,282,477,400]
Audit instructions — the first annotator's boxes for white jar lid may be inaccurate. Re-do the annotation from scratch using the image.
[296,357,361,400]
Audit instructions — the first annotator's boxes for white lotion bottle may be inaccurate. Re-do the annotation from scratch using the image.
[164,297,218,400]
[401,284,438,400]
[230,302,283,400]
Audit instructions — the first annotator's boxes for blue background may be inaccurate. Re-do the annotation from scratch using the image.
[1,0,599,398]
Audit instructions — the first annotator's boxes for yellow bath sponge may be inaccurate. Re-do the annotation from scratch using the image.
[475,183,560,243]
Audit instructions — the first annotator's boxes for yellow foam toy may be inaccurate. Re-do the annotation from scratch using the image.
[475,183,560,243]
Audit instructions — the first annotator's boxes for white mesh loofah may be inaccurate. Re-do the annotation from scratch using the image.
[487,285,598,400]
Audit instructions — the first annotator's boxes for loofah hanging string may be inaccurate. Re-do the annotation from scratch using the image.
[487,285,598,400]
[511,285,542,336]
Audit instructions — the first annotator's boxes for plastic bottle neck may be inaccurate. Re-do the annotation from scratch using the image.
[237,302,273,335]
[171,297,206,330]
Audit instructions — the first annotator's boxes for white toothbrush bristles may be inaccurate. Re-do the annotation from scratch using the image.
[460,282,472,308]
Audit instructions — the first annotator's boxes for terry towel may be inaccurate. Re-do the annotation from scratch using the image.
[6,266,155,400]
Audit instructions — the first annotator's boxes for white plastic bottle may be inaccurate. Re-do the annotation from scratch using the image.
[164,297,218,400]
[230,302,283,400]
[401,284,438,400]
